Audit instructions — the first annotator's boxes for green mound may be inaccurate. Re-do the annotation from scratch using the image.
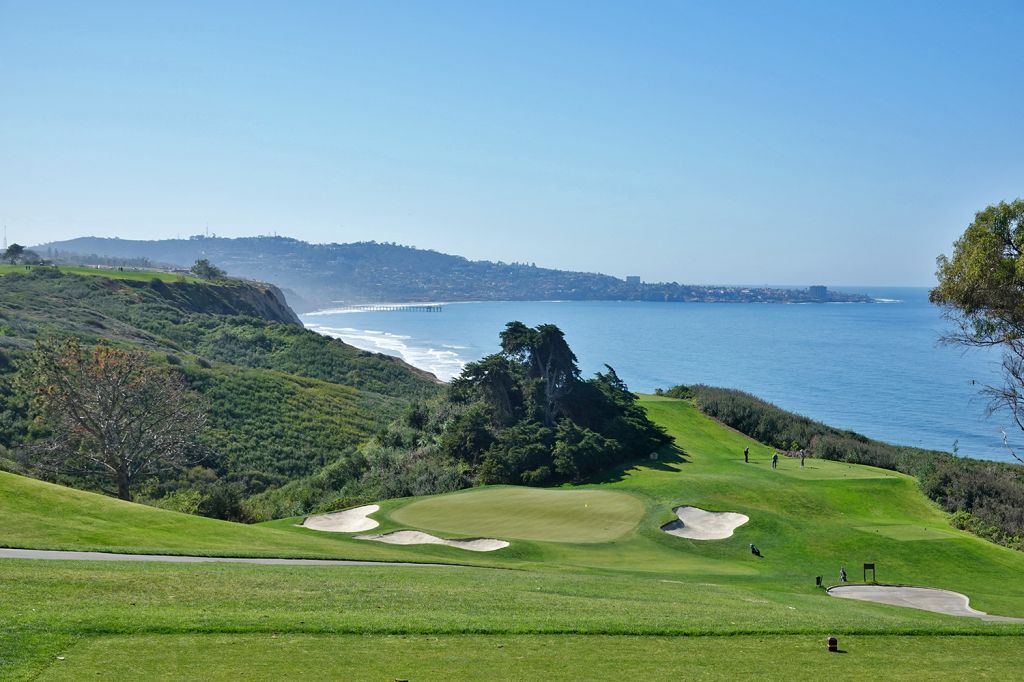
[389,487,646,543]
[0,470,444,562]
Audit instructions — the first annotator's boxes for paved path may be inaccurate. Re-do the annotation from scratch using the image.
[828,584,1024,622]
[0,547,450,567]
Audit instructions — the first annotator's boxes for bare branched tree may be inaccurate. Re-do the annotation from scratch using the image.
[22,338,207,500]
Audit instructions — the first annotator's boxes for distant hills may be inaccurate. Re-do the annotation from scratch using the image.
[37,235,873,311]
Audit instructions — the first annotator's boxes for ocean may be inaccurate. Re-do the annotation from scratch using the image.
[302,287,1018,463]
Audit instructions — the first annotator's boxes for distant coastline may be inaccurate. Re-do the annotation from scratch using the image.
[36,235,875,312]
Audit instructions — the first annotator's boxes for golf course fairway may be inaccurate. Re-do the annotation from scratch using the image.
[4,396,1024,680]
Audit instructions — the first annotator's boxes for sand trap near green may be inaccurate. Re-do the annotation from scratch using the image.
[356,530,509,552]
[661,506,749,540]
[389,487,646,543]
[827,585,1024,622]
[302,504,380,533]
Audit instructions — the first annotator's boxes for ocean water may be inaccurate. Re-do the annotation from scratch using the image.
[302,288,1018,462]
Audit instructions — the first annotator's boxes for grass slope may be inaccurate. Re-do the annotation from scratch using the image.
[5,397,1024,680]
[0,470,452,561]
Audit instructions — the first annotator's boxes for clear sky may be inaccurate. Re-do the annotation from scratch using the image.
[1,1,1021,286]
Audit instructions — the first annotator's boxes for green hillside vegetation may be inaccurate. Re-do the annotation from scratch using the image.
[0,267,439,519]
[5,397,1024,679]
[0,263,201,283]
[665,384,1024,550]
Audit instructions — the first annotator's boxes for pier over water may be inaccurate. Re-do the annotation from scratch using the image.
[339,304,443,312]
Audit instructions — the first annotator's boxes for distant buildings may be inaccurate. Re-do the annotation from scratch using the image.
[808,285,828,300]
[626,275,641,285]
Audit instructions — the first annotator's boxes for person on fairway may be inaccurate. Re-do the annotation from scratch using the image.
[800,450,806,467]
[744,447,749,463]
[771,452,779,469]
[750,544,761,557]
[840,566,847,583]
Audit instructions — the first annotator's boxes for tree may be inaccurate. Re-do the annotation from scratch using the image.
[3,243,25,264]
[23,338,207,500]
[454,355,521,425]
[497,321,580,424]
[190,259,226,279]
[931,199,1024,462]
[19,249,42,264]
[552,420,618,482]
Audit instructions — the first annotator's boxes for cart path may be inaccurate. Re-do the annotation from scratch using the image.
[0,547,452,567]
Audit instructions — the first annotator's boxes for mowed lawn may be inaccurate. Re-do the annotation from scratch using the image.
[34,634,1024,681]
[5,397,1024,680]
[390,487,646,542]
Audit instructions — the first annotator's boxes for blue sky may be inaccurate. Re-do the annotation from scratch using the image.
[1,1,1021,285]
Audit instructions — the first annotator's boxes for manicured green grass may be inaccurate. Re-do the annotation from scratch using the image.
[4,557,1020,680]
[0,470,460,562]
[34,634,1024,681]
[6,396,1024,680]
[0,264,199,282]
[853,525,961,541]
[389,486,646,542]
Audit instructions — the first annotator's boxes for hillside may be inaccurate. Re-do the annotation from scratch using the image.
[4,397,1024,680]
[37,236,874,310]
[0,266,440,518]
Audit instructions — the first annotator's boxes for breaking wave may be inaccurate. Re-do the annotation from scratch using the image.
[305,323,467,381]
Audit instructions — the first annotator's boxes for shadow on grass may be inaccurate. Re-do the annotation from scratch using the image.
[586,444,690,485]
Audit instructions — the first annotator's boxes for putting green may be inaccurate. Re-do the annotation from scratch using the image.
[389,486,646,543]
[768,460,899,480]
[854,525,959,541]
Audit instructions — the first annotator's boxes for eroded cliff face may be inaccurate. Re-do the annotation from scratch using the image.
[134,279,302,325]
[225,282,301,325]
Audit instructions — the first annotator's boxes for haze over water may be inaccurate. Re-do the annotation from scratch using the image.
[305,288,1016,463]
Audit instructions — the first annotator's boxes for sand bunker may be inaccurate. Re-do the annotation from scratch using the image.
[302,504,380,533]
[828,585,1024,622]
[661,506,749,540]
[356,530,509,552]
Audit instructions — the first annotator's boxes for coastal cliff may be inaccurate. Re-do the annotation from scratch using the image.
[135,278,302,325]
